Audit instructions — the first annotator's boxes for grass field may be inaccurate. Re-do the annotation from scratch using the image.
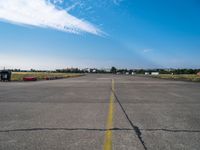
[11,72,83,81]
[153,74,200,82]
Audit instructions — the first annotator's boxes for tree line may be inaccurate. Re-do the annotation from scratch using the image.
[6,67,200,74]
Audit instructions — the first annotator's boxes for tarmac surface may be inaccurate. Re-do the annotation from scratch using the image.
[0,74,200,150]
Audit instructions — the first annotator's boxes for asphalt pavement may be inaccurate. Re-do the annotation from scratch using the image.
[0,74,200,150]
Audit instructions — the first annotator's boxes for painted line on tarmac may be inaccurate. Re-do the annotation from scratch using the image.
[103,79,115,150]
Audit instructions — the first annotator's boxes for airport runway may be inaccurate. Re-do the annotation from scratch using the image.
[0,74,200,150]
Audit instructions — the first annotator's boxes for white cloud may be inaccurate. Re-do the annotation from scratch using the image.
[0,0,102,35]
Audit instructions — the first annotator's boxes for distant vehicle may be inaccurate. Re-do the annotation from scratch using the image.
[145,72,150,75]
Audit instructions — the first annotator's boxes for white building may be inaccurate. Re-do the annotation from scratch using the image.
[131,72,135,75]
[125,72,129,75]
[151,72,159,75]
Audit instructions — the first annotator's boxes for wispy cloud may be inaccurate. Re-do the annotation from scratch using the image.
[66,2,81,12]
[0,0,102,35]
[112,0,124,5]
[143,49,153,53]
[51,0,64,4]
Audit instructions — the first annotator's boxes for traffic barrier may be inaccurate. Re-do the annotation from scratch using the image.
[23,77,37,81]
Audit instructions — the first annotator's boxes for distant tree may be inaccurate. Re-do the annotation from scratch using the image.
[30,69,35,72]
[159,69,170,74]
[110,67,117,74]
[135,69,145,74]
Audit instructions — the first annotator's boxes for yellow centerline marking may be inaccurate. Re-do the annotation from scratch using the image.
[103,79,115,150]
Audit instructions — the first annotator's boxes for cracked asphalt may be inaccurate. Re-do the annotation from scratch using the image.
[0,74,200,150]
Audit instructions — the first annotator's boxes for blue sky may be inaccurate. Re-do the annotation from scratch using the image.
[0,0,199,70]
